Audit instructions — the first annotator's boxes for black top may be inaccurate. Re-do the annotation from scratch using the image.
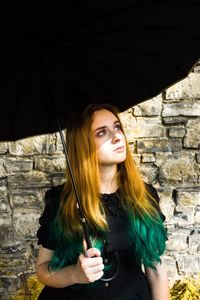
[37,184,166,300]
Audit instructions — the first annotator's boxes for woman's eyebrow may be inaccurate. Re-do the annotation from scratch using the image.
[93,125,106,133]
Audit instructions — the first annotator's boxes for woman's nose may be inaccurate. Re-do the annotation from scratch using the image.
[111,131,120,142]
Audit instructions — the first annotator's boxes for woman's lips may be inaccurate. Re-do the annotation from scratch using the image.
[114,146,125,152]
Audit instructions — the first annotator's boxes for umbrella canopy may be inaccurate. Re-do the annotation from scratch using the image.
[0,0,200,141]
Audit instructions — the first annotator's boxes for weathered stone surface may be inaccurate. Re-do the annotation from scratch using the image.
[138,138,182,153]
[0,186,7,198]
[168,128,186,138]
[163,116,188,126]
[188,232,200,254]
[4,157,33,173]
[7,171,51,189]
[196,152,200,164]
[43,134,57,154]
[13,209,41,239]
[0,179,7,187]
[0,158,5,178]
[141,153,156,163]
[137,163,158,183]
[194,63,200,73]
[162,100,200,117]
[51,174,66,187]
[175,190,200,206]
[0,213,12,226]
[0,274,23,294]
[183,119,200,148]
[34,156,65,173]
[0,225,15,248]
[56,131,67,153]
[133,96,162,116]
[162,255,177,278]
[0,143,8,155]
[0,198,10,212]
[125,124,165,141]
[176,255,200,274]
[9,189,46,209]
[8,135,57,156]
[194,210,200,224]
[166,230,188,253]
[0,248,36,297]
[157,152,199,184]
[174,206,195,226]
[156,188,175,224]
[165,73,200,100]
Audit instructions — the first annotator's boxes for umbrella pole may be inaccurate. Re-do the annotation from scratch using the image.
[58,125,92,249]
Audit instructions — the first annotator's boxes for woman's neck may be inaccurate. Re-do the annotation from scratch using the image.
[99,165,118,194]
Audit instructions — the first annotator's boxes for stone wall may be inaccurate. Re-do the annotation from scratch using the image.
[0,62,200,298]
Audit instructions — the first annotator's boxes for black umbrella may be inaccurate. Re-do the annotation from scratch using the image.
[1,0,200,140]
[0,0,200,280]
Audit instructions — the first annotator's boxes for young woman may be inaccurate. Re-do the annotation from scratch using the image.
[36,103,169,300]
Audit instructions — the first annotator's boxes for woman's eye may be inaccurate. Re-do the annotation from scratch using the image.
[114,124,122,131]
[96,129,106,137]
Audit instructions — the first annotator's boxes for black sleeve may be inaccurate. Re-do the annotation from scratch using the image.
[145,183,166,222]
[37,184,64,250]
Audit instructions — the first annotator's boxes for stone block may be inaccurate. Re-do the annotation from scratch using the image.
[174,206,195,226]
[162,100,200,117]
[162,255,178,278]
[0,225,14,248]
[176,190,200,206]
[8,135,56,156]
[166,231,188,253]
[183,119,200,149]
[133,96,162,116]
[176,255,200,275]
[157,152,199,185]
[138,138,182,153]
[194,210,200,224]
[13,208,41,239]
[156,188,175,224]
[188,233,200,254]
[141,153,156,163]
[138,163,158,183]
[34,156,65,173]
[9,189,46,209]
[168,128,186,138]
[7,171,51,189]
[0,143,8,155]
[165,73,200,100]
[125,124,165,141]
[162,116,188,126]
[0,158,5,178]
[4,157,33,173]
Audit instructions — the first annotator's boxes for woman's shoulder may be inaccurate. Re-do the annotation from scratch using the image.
[37,184,65,249]
[44,183,65,205]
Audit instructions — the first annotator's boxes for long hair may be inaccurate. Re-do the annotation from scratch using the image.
[50,103,167,270]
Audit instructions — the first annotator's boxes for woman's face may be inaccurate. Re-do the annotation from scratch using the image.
[92,109,126,166]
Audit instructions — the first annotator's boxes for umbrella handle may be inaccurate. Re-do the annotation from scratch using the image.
[100,251,120,282]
